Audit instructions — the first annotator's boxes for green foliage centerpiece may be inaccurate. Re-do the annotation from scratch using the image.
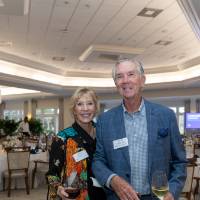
[28,118,44,136]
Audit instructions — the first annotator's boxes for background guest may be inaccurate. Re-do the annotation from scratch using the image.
[18,116,30,137]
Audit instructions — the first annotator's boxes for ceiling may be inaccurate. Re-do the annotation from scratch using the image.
[0,0,200,99]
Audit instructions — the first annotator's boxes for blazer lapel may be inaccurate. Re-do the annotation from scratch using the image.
[114,105,131,168]
[144,100,158,178]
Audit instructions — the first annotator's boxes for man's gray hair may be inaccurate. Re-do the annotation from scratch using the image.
[112,58,145,81]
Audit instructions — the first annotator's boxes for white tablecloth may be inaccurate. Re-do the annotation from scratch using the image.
[0,151,48,191]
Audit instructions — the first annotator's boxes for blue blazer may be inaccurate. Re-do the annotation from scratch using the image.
[92,99,187,200]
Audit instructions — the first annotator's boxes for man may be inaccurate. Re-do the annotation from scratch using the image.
[18,116,30,137]
[92,59,187,200]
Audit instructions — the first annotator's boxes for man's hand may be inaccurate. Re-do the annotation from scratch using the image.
[163,192,174,200]
[110,175,140,200]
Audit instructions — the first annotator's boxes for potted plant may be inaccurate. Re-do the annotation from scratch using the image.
[28,118,44,136]
[2,117,20,136]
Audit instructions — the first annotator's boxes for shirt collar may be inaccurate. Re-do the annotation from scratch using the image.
[122,98,145,115]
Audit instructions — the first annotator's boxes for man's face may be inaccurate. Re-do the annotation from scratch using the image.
[114,61,145,100]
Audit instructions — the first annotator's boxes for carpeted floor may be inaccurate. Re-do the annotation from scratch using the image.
[0,184,199,200]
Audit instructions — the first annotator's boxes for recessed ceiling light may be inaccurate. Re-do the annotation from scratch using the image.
[154,40,172,46]
[178,55,186,59]
[161,29,167,33]
[137,7,163,18]
[0,41,12,47]
[171,55,177,59]
[60,27,68,33]
[52,56,65,61]
[85,4,90,8]
[0,0,4,7]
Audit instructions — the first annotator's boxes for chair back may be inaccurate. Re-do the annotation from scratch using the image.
[6,147,30,170]
[182,164,195,193]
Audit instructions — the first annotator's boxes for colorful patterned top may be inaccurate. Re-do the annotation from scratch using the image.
[47,122,106,200]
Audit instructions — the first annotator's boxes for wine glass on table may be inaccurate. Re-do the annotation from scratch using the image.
[151,170,169,200]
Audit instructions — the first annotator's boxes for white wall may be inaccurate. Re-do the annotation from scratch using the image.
[37,98,58,109]
[5,100,24,110]
[3,87,200,128]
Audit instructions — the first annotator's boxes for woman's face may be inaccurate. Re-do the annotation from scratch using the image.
[74,93,96,125]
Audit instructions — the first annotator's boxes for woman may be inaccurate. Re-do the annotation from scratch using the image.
[47,88,106,200]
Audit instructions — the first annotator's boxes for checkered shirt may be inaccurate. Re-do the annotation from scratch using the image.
[123,100,150,194]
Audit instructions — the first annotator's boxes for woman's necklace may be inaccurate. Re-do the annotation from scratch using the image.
[88,126,95,139]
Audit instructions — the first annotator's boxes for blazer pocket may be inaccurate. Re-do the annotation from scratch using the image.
[157,128,169,138]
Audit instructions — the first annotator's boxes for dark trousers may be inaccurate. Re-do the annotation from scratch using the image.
[140,194,159,200]
[22,132,30,137]
[89,186,107,200]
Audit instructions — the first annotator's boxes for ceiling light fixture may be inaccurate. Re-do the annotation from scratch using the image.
[52,56,65,61]
[85,4,90,8]
[154,40,172,46]
[79,44,145,63]
[0,0,30,15]
[0,0,4,7]
[0,41,12,47]
[60,27,68,33]
[177,0,200,41]
[137,7,163,18]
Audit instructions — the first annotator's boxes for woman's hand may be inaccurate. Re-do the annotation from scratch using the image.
[57,186,69,200]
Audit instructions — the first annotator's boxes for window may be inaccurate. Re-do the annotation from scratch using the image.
[4,110,24,122]
[36,108,59,134]
[169,106,185,135]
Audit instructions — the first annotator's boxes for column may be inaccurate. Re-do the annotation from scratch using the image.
[58,97,64,131]
[184,99,191,113]
[196,99,200,112]
[0,101,5,119]
[24,100,28,117]
[31,99,37,118]
[64,97,74,128]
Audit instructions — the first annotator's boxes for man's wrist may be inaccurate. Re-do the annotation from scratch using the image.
[106,174,117,189]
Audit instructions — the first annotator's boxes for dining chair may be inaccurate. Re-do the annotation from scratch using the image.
[2,146,30,197]
[31,159,49,189]
[180,164,195,200]
[193,165,200,200]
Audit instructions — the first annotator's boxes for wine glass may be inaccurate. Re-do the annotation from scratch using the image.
[151,170,169,200]
[63,171,81,199]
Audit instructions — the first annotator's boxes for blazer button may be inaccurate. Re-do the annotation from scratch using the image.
[126,174,130,178]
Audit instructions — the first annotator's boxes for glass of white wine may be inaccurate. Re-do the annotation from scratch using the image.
[151,170,169,200]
